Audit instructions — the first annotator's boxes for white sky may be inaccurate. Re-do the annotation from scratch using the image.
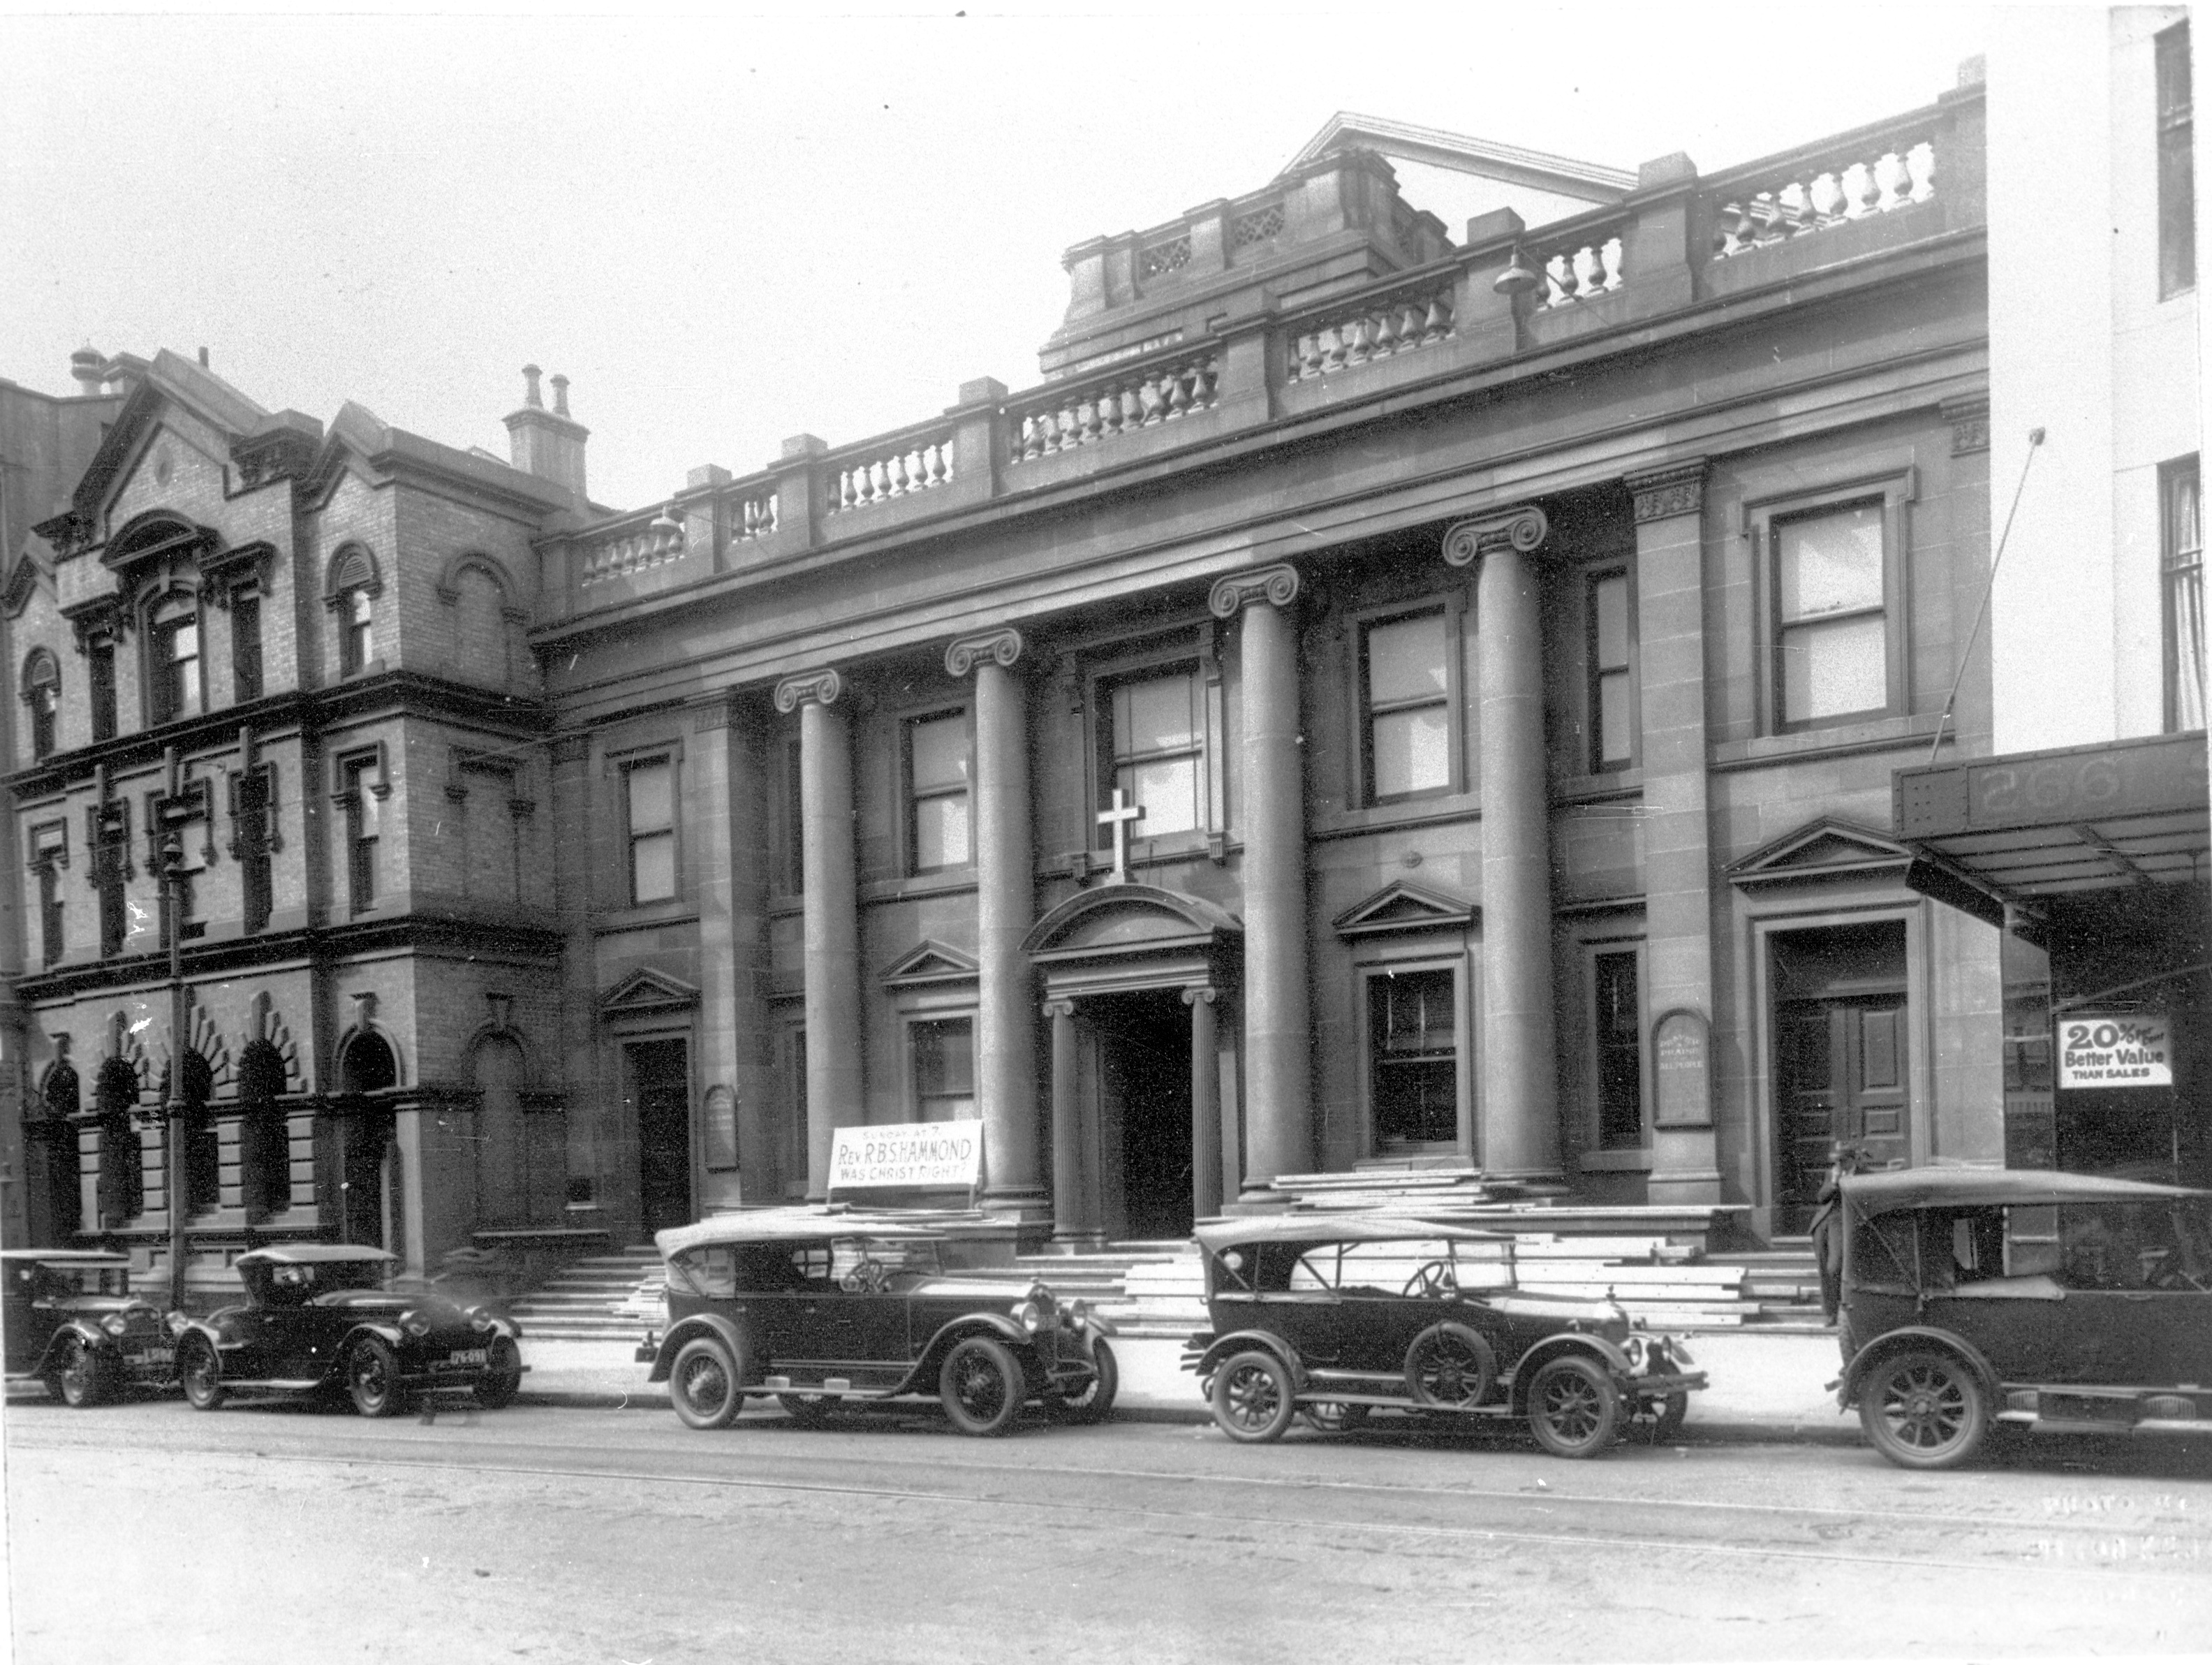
[1,3,1998,513]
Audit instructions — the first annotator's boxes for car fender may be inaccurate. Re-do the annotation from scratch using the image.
[913,1314,1036,1391]
[336,1321,407,1376]
[1837,1325,2000,1410]
[31,1319,110,1377]
[1193,1330,1306,1391]
[644,1313,751,1385]
[177,1316,242,1354]
[1508,1333,1631,1415]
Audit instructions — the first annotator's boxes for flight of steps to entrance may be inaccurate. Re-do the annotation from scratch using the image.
[508,1247,663,1343]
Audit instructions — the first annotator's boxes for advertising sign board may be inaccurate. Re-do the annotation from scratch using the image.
[827,1120,985,1191]
[2055,1013,2172,1090]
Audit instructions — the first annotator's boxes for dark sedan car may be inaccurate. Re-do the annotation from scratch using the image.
[1182,1218,1706,1457]
[635,1209,1118,1436]
[173,1245,524,1417]
[3,1249,175,1406]
[1835,1168,2212,1469]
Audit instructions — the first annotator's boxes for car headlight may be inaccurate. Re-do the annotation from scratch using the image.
[101,1314,128,1337]
[165,1312,190,1337]
[1014,1299,1043,1334]
[401,1313,431,1338]
[1063,1298,1090,1329]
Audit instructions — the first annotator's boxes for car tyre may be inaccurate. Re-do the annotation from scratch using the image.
[1858,1347,1988,1470]
[1526,1354,1621,1458]
[1049,1339,1119,1425]
[1628,1389,1690,1444]
[670,1337,745,1430]
[179,1334,226,1411]
[346,1335,407,1418]
[1210,1349,1297,1444]
[939,1335,1024,1437]
[54,1335,110,1408]
[473,1335,524,1410]
[1406,1323,1497,1411]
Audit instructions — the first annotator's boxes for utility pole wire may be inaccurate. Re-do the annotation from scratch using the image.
[1928,426,2045,765]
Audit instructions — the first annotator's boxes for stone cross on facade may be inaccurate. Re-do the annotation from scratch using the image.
[1098,787,1144,883]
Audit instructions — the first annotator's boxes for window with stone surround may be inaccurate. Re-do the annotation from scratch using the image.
[910,1016,976,1122]
[1104,666,1207,838]
[94,1057,142,1226]
[1586,568,1637,772]
[1367,965,1459,1148]
[29,821,66,967]
[337,752,383,914]
[624,756,677,904]
[231,764,275,932]
[87,636,116,742]
[1591,948,1646,1148]
[89,800,129,958]
[2165,456,2204,731]
[904,708,972,873]
[231,587,263,702]
[2159,21,2194,300]
[1754,478,1910,733]
[22,650,58,761]
[148,594,201,727]
[1359,606,1454,802]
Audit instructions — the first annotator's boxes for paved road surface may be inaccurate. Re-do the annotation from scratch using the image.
[8,1396,2211,1663]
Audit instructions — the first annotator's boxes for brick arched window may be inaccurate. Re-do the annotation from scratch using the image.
[236,1040,289,1221]
[20,649,59,760]
[93,1058,142,1226]
[326,545,382,676]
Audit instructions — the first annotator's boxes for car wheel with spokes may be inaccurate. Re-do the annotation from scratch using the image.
[54,1335,110,1408]
[1858,1348,1987,1470]
[939,1335,1024,1437]
[670,1337,744,1430]
[179,1335,226,1411]
[473,1336,524,1410]
[347,1335,406,1418]
[1526,1354,1621,1458]
[1048,1339,1119,1425]
[1210,1349,1297,1444]
[1406,1323,1496,1411]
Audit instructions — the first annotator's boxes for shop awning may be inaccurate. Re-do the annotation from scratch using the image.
[1894,731,2210,926]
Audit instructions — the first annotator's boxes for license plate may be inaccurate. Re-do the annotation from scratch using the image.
[131,1347,175,1367]
[447,1348,488,1367]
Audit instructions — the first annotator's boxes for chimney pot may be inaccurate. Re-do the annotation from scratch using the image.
[551,374,570,418]
[522,365,543,409]
[198,346,209,367]
[68,347,106,395]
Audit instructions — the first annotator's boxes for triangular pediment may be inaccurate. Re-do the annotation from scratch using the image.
[598,967,700,1015]
[1332,879,1477,939]
[59,354,269,531]
[1727,816,1912,888]
[880,940,979,988]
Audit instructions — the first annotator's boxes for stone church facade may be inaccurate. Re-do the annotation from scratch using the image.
[3,71,2010,1286]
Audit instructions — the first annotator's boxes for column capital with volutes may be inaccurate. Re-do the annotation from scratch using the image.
[1207,562,1300,619]
[774,667,843,713]
[944,626,1025,677]
[1442,504,1549,568]
[1042,997,1077,1020]
[1179,985,1219,1008]
[1624,460,1709,524]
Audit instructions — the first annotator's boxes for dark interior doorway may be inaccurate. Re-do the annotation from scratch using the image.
[336,1033,398,1250]
[1771,921,1908,1232]
[1098,990,1193,1242]
[629,1039,693,1235]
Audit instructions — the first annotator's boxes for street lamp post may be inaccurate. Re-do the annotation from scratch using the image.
[160,830,189,1314]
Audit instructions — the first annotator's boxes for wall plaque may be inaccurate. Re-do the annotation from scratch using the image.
[1651,1008,1713,1129]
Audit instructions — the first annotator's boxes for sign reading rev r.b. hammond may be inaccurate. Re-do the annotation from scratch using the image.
[827,1120,985,1194]
[2056,1013,2173,1090]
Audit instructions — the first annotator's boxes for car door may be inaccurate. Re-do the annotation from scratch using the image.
[1244,1243,1348,1366]
[822,1238,911,1384]
[1331,1240,1452,1372]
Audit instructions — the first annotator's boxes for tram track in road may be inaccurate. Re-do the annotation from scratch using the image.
[17,1414,2209,1585]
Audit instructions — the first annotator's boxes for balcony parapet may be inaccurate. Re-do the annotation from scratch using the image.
[533,86,1983,633]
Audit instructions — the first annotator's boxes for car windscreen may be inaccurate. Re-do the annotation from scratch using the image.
[12,1262,127,1299]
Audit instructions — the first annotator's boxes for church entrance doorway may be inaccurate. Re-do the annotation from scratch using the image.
[628,1039,693,1235]
[1771,920,1910,1232]
[1095,989,1194,1242]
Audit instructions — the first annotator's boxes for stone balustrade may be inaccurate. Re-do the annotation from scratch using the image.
[1711,131,1938,259]
[1286,278,1457,380]
[578,519,689,588]
[732,487,778,542]
[1533,223,1628,309]
[1007,349,1221,464]
[827,432,956,513]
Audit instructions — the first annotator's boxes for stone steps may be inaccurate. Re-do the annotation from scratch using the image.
[509,1249,662,1342]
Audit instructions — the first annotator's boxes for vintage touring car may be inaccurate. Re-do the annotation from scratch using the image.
[1181,1217,1706,1456]
[1835,1168,2212,1469]
[3,1249,175,1406]
[173,1245,525,1416]
[635,1210,1118,1436]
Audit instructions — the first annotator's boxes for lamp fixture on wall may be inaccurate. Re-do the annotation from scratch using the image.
[1491,247,1542,298]
[649,501,684,534]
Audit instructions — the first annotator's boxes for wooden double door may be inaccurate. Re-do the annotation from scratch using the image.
[1775,997,1909,1232]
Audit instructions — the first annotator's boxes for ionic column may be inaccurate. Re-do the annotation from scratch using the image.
[1045,998,1093,1243]
[945,629,1042,1205]
[1209,563,1310,1189]
[775,668,860,1200]
[1183,985,1221,1220]
[1444,506,1561,1179]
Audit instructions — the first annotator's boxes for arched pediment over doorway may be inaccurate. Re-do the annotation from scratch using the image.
[1023,883,1242,999]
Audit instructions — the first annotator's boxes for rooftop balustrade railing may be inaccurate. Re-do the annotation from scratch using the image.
[1706,113,1942,261]
[1006,345,1222,465]
[1283,267,1459,382]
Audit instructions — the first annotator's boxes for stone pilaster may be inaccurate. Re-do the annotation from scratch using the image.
[775,668,860,1200]
[1045,999,1092,1244]
[945,627,1043,1208]
[688,693,772,1208]
[1209,562,1311,1189]
[1626,462,1722,1204]
[1444,506,1561,1179]
[1183,985,1222,1219]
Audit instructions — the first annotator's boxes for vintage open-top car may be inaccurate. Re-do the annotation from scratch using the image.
[3,1248,175,1406]
[1835,1168,2212,1469]
[634,1209,1119,1436]
[1181,1217,1706,1457]
[173,1244,524,1417]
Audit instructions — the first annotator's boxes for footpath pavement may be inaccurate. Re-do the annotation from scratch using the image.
[519,1327,1862,1447]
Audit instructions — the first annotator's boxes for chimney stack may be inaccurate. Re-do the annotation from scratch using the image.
[503,363,589,503]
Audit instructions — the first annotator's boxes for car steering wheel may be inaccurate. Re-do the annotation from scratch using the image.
[1402,1261,1457,1298]
[841,1259,888,1294]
